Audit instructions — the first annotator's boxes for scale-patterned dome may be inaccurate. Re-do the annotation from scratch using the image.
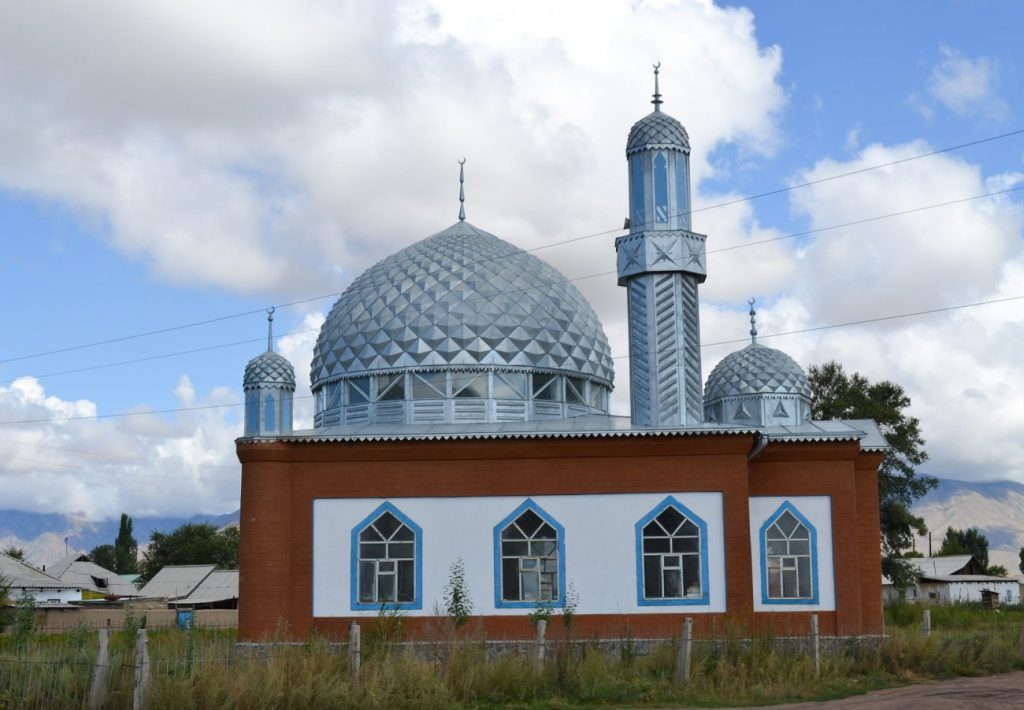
[704,343,810,401]
[311,220,614,390]
[626,110,690,156]
[244,350,295,391]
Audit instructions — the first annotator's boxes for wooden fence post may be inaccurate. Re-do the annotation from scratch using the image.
[132,628,150,710]
[921,609,931,639]
[535,619,547,668]
[1019,622,1024,662]
[88,629,109,710]
[349,621,361,687]
[675,617,693,684]
[810,614,820,678]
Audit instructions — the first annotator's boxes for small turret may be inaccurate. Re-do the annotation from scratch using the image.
[243,307,296,437]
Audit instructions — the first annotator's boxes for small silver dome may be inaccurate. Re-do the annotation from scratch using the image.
[626,111,690,156]
[703,343,811,426]
[244,350,296,391]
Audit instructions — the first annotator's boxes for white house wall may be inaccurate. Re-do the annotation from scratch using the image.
[313,492,726,617]
[749,496,836,612]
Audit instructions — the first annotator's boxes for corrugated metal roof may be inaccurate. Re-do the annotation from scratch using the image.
[56,561,141,598]
[137,565,216,601]
[919,574,1020,583]
[908,556,974,577]
[169,570,238,606]
[0,553,79,591]
[257,415,887,452]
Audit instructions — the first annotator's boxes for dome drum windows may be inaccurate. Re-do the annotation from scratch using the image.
[759,502,818,605]
[494,500,565,608]
[351,503,422,610]
[635,497,709,606]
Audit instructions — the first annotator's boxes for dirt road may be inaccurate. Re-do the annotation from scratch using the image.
[733,671,1024,709]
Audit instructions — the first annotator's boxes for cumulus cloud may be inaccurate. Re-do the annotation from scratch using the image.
[912,46,1009,121]
[0,376,242,519]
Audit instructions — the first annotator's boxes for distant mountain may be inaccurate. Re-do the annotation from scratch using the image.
[0,509,240,569]
[911,477,1024,575]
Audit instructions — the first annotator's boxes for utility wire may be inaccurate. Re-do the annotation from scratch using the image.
[4,182,1018,387]
[3,127,1020,367]
[0,292,1019,427]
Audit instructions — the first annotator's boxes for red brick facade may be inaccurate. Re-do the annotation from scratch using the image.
[237,433,883,641]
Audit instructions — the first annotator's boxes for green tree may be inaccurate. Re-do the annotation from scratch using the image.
[1019,546,1024,576]
[937,526,990,569]
[114,513,138,574]
[139,523,239,582]
[89,544,117,572]
[808,361,936,586]
[987,565,1008,577]
[0,573,12,630]
[2,546,26,561]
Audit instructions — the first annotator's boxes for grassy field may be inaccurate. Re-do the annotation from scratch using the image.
[1,604,1022,709]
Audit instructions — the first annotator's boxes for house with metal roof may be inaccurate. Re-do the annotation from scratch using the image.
[168,570,238,610]
[883,555,1020,605]
[46,553,141,600]
[235,68,889,642]
[137,565,217,602]
[0,552,81,607]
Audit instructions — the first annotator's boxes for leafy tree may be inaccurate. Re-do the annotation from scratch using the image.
[1019,546,1024,576]
[987,565,1008,577]
[938,526,990,570]
[809,361,936,586]
[114,513,138,574]
[2,546,26,561]
[139,523,239,582]
[0,573,12,630]
[442,557,473,627]
[89,544,117,572]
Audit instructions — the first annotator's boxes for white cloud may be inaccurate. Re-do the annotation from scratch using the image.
[0,376,242,519]
[920,46,1008,121]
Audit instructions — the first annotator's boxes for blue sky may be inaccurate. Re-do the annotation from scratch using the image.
[0,0,1021,520]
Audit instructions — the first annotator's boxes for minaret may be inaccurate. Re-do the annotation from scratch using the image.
[616,65,707,427]
[243,307,296,437]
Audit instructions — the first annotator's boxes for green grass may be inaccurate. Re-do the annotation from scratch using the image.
[1,607,1022,709]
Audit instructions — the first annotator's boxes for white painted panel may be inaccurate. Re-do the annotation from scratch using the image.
[749,496,836,612]
[313,492,726,617]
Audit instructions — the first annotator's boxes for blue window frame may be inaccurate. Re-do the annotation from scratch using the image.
[635,496,709,606]
[759,501,818,605]
[350,502,423,611]
[493,499,565,609]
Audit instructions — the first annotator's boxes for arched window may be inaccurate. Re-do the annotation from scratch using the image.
[760,501,818,604]
[350,503,422,610]
[635,496,709,605]
[654,152,669,224]
[494,500,565,608]
[675,154,689,229]
[263,392,276,431]
[630,155,645,229]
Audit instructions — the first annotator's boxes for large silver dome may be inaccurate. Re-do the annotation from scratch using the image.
[311,220,614,427]
[626,111,690,156]
[703,342,812,427]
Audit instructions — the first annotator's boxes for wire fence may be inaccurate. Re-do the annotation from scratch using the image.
[2,611,1023,709]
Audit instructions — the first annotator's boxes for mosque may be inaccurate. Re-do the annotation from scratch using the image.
[236,69,887,640]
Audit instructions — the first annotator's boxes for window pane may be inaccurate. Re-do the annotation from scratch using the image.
[398,560,415,602]
[643,537,670,553]
[521,558,538,571]
[682,555,701,597]
[347,377,370,404]
[656,507,684,533]
[388,542,415,559]
[679,519,699,536]
[782,569,798,598]
[789,539,810,555]
[775,511,799,537]
[493,372,527,399]
[663,568,682,598]
[643,556,662,598]
[245,391,259,434]
[326,383,342,409]
[672,537,699,554]
[360,543,386,559]
[359,561,375,602]
[535,523,557,540]
[502,541,528,556]
[376,374,405,401]
[532,373,559,401]
[378,573,396,602]
[542,558,558,573]
[589,384,605,409]
[392,525,414,542]
[515,510,544,537]
[502,524,526,540]
[502,558,519,600]
[543,572,558,601]
[654,152,669,223]
[452,372,487,398]
[676,154,689,229]
[521,570,539,600]
[412,372,446,398]
[264,393,276,431]
[768,566,782,598]
[662,555,681,569]
[766,524,787,541]
[631,154,645,227]
[374,513,400,539]
[530,540,556,557]
[791,523,810,541]
[797,556,812,598]
[378,560,395,573]
[766,540,787,556]
[360,527,384,542]
[565,377,585,404]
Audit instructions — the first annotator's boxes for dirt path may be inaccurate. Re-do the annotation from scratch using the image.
[729,671,1024,709]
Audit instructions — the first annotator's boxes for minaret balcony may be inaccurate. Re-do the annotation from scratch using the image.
[614,229,707,284]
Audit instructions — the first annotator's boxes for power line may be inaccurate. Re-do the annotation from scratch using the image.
[0,292,1019,427]
[6,182,1017,387]
[3,126,1020,367]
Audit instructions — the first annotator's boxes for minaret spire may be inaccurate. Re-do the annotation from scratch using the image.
[748,299,757,344]
[266,307,275,352]
[458,158,466,221]
[651,62,662,111]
